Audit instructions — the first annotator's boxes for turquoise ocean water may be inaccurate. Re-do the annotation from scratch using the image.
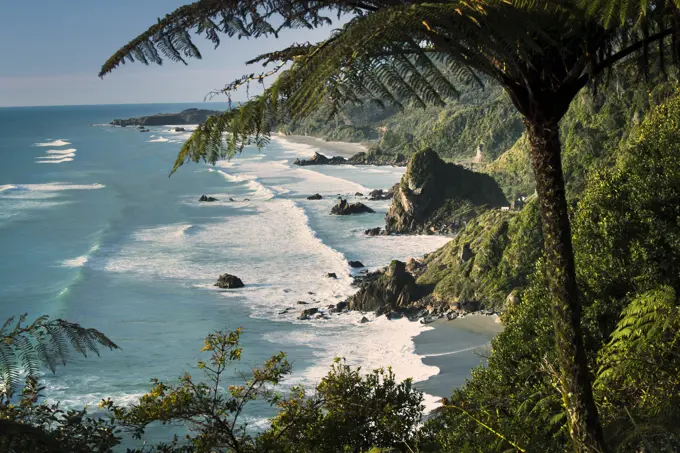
[0,104,493,445]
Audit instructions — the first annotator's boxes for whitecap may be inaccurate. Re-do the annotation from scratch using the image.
[60,244,100,268]
[36,157,74,164]
[148,136,170,143]
[39,153,77,159]
[34,139,71,147]
[46,148,77,155]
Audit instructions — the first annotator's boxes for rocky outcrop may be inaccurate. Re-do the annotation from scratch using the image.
[199,195,218,202]
[174,127,186,132]
[112,109,221,127]
[364,227,385,236]
[214,274,244,289]
[294,152,347,166]
[385,148,508,235]
[298,307,319,320]
[348,261,365,268]
[331,199,375,215]
[368,186,397,200]
[348,261,422,314]
[327,273,338,279]
[307,194,323,200]
[347,150,408,166]
[292,149,407,167]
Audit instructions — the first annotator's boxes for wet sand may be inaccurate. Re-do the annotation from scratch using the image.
[414,315,504,404]
[273,133,371,158]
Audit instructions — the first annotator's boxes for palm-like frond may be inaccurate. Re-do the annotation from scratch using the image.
[102,0,680,177]
[0,314,119,396]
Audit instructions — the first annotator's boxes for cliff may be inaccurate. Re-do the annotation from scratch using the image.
[385,148,508,235]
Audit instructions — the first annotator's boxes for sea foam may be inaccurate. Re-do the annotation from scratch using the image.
[34,139,71,147]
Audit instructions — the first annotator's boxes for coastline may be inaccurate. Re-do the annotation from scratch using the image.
[273,132,370,158]
[272,131,504,406]
[413,314,503,404]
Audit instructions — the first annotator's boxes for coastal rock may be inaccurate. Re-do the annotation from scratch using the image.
[199,195,218,202]
[364,227,384,236]
[294,152,347,166]
[327,273,338,279]
[112,108,221,127]
[368,185,397,201]
[307,193,323,200]
[174,127,186,132]
[214,274,245,289]
[355,192,364,197]
[387,311,403,320]
[346,149,408,166]
[298,307,319,320]
[360,316,370,324]
[348,261,365,268]
[385,148,508,235]
[348,260,421,314]
[460,300,482,313]
[297,301,309,305]
[331,199,375,215]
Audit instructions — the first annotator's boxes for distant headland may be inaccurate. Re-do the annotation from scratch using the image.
[111,108,222,127]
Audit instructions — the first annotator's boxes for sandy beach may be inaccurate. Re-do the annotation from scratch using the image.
[273,132,372,158]
[414,314,503,404]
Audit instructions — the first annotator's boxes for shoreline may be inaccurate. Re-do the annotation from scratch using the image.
[273,132,371,159]
[269,132,503,410]
[413,314,503,406]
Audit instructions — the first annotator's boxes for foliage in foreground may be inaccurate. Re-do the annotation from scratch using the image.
[1,328,423,453]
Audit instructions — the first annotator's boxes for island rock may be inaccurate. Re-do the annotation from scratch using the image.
[331,199,375,215]
[214,274,245,289]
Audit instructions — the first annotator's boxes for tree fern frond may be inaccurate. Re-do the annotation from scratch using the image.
[0,315,119,397]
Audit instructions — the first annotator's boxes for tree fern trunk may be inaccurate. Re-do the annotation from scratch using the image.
[525,118,607,453]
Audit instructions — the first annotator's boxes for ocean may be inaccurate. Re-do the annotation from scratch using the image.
[0,103,496,445]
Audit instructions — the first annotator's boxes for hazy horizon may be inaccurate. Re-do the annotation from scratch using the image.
[0,0,334,108]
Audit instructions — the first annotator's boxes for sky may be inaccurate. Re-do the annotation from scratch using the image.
[0,0,337,107]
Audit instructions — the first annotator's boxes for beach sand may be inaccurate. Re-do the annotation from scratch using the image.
[273,133,372,158]
[414,314,503,404]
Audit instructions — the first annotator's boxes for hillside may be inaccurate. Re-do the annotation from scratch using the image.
[111,108,222,127]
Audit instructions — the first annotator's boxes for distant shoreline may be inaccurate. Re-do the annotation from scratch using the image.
[273,132,370,159]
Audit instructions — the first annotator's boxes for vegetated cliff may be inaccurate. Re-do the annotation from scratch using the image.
[348,200,543,316]
[384,148,508,235]
[278,81,523,164]
[111,108,222,127]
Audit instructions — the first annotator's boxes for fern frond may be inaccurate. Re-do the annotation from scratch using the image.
[0,314,119,397]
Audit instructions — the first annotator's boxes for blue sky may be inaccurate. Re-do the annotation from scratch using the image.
[0,1,336,107]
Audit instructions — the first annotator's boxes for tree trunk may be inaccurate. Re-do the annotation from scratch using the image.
[525,118,607,453]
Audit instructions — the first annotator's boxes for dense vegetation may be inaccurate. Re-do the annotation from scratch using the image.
[280,83,524,164]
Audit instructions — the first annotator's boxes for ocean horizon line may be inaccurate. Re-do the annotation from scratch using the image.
[0,100,233,109]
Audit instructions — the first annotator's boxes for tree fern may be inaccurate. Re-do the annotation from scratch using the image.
[0,314,119,397]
